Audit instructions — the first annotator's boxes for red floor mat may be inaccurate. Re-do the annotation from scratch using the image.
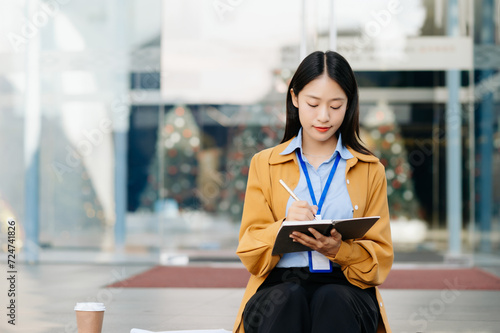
[108,266,251,288]
[107,266,500,290]
[382,268,500,290]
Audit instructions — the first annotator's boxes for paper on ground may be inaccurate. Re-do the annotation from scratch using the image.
[131,329,231,333]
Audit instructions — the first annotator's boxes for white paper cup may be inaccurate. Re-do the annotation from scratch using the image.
[74,303,105,333]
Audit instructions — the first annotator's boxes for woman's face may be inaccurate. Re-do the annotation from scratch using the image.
[291,74,348,147]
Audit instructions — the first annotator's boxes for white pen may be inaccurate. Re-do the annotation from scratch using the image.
[279,179,300,201]
[279,179,320,220]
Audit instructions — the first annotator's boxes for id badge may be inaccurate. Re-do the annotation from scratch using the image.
[308,251,333,273]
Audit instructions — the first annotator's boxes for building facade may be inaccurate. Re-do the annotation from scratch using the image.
[0,0,499,262]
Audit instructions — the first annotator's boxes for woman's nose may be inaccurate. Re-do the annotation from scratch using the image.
[317,106,330,122]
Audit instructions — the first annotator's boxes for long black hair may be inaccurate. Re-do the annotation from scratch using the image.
[281,50,371,156]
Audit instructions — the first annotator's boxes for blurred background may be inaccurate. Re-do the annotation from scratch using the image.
[0,0,499,265]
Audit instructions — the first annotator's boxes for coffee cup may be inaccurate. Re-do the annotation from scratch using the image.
[74,302,105,333]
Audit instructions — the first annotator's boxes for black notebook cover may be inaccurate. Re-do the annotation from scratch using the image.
[272,216,380,255]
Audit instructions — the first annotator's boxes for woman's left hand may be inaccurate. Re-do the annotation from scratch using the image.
[290,228,342,257]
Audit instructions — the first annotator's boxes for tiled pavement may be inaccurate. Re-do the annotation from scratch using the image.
[1,262,500,333]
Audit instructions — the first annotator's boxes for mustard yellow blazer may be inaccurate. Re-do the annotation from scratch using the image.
[233,139,394,333]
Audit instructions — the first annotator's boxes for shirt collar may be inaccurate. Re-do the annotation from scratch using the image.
[280,128,354,160]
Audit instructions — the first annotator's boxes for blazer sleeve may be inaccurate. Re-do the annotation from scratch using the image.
[236,153,282,277]
[328,161,393,289]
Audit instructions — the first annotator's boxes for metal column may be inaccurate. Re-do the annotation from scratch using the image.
[24,0,41,263]
[300,0,307,60]
[109,0,130,253]
[477,0,495,253]
[446,0,462,256]
[329,0,337,51]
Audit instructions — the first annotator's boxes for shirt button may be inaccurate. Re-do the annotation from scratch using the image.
[354,205,359,210]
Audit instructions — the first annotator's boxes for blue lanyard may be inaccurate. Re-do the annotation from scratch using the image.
[296,152,341,216]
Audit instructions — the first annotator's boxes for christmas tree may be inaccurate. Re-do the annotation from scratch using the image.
[161,105,201,209]
[360,100,421,220]
[139,105,202,211]
[217,107,285,220]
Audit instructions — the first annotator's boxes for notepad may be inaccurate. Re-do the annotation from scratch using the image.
[272,216,380,255]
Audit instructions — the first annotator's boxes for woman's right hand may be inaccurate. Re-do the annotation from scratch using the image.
[286,201,318,221]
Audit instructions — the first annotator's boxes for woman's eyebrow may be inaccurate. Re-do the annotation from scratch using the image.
[305,95,346,102]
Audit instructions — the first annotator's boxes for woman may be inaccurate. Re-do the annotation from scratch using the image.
[233,51,393,333]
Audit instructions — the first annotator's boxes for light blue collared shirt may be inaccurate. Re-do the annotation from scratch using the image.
[276,128,354,268]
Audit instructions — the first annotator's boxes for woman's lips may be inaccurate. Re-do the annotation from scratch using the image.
[314,127,331,133]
